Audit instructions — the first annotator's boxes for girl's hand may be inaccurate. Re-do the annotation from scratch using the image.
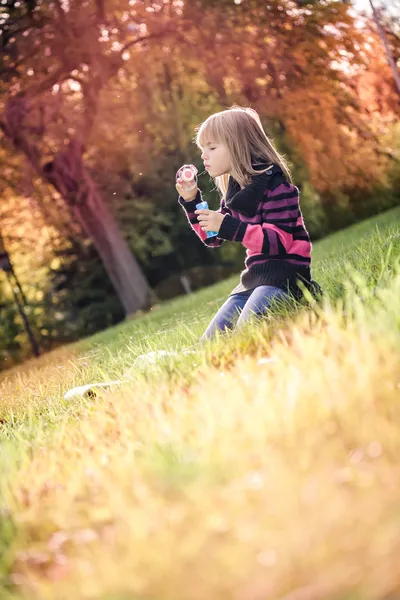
[175,178,198,201]
[195,209,225,233]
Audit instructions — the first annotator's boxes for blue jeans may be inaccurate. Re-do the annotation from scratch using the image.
[201,285,289,341]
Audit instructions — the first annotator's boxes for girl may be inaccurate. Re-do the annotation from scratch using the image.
[176,106,321,341]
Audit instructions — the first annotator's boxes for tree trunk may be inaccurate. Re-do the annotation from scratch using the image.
[47,161,154,316]
[75,195,153,316]
[1,98,154,316]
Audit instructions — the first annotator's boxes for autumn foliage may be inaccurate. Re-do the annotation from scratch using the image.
[0,0,399,366]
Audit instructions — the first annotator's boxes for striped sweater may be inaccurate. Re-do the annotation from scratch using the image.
[178,163,319,298]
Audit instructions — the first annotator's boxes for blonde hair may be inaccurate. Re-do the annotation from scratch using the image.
[194,106,292,197]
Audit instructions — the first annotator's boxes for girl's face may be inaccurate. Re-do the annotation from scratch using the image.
[200,141,231,178]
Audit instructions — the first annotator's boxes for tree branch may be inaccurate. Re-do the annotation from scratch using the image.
[120,27,176,55]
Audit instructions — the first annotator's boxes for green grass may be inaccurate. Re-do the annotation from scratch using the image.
[311,207,400,261]
[0,205,399,600]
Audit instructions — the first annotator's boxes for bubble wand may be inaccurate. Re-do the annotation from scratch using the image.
[176,164,218,238]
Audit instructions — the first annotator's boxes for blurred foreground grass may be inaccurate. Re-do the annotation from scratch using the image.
[0,206,399,600]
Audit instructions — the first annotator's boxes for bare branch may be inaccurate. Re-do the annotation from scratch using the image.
[120,27,176,55]
[20,66,71,100]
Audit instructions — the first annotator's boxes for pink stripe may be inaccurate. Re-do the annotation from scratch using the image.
[245,257,271,267]
[246,248,260,258]
[290,240,311,257]
[192,222,208,242]
[241,222,296,255]
[260,197,298,210]
[242,224,265,253]
[266,209,299,221]
[260,202,292,212]
[268,183,292,197]
[296,216,307,228]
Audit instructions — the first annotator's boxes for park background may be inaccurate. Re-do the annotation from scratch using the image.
[0,0,399,370]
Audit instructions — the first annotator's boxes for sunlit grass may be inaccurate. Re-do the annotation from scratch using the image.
[0,206,399,600]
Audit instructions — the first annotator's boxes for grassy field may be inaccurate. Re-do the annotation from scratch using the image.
[0,206,400,600]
